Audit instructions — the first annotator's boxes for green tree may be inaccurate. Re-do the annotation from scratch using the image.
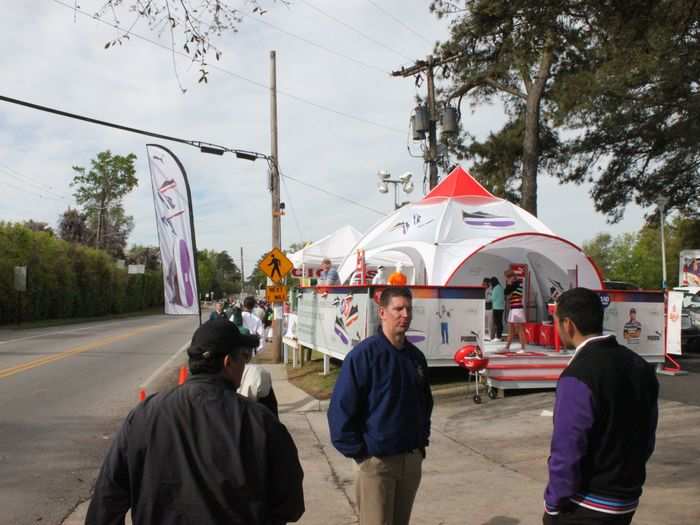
[58,207,89,244]
[554,1,700,221]
[71,150,138,257]
[431,0,590,214]
[127,245,161,271]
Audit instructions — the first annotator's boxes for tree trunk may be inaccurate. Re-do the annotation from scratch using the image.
[521,94,541,216]
[519,42,555,217]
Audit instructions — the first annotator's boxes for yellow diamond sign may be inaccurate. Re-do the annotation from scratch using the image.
[258,247,293,283]
[266,285,288,304]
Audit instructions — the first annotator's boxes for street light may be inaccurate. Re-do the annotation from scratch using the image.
[376,171,414,209]
[657,195,669,289]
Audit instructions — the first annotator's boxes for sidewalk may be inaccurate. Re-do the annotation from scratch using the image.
[63,363,700,525]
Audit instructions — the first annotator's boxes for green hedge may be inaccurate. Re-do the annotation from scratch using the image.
[0,223,164,325]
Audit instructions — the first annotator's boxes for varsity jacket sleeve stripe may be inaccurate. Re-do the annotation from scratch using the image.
[544,376,595,514]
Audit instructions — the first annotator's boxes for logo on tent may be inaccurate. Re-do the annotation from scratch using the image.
[390,214,435,235]
[462,210,515,228]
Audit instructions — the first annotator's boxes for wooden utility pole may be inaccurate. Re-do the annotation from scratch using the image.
[425,56,438,190]
[269,50,283,363]
[240,246,245,293]
[392,54,459,189]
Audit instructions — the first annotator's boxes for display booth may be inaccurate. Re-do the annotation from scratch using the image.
[288,225,363,283]
[291,167,666,392]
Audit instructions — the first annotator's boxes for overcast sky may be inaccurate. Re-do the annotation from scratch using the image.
[0,0,647,275]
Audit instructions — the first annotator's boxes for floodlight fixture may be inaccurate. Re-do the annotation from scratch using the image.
[200,144,226,156]
[403,181,415,194]
[377,170,391,181]
[399,172,413,183]
[377,181,389,193]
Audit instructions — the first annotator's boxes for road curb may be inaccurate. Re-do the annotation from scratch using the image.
[138,341,190,396]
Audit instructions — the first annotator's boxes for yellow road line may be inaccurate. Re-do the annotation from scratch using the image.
[0,321,171,380]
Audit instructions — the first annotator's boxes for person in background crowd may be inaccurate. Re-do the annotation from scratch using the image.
[209,301,227,321]
[503,270,527,351]
[253,300,267,324]
[230,306,248,334]
[490,276,505,341]
[239,296,264,354]
[86,320,304,525]
[544,288,658,525]
[372,265,387,285]
[328,287,432,525]
[238,344,278,417]
[319,257,341,285]
[388,264,408,286]
[483,277,493,340]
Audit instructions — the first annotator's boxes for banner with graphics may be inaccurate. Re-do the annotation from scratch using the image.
[667,291,684,356]
[679,250,700,287]
[597,290,665,361]
[296,287,371,359]
[146,145,200,316]
[295,286,485,365]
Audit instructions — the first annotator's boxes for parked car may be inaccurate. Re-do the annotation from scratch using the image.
[678,287,700,352]
[603,280,640,290]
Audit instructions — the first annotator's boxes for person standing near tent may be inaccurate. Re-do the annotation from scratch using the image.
[491,277,505,341]
[483,277,494,340]
[239,296,264,354]
[503,270,527,351]
[319,257,341,285]
[543,288,658,525]
[328,287,433,525]
[372,265,387,285]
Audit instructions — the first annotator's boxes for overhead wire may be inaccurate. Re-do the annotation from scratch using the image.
[279,171,386,216]
[0,161,71,200]
[238,10,389,74]
[297,0,414,62]
[365,0,434,46]
[0,170,67,202]
[279,174,305,242]
[50,0,405,135]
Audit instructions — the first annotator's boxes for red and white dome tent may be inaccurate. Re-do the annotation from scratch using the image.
[338,166,603,313]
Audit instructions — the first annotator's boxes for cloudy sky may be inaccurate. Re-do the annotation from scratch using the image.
[0,0,647,275]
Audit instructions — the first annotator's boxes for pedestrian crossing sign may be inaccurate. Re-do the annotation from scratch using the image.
[266,284,288,303]
[259,247,293,283]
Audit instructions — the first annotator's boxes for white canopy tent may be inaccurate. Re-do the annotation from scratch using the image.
[338,166,603,317]
[289,225,363,270]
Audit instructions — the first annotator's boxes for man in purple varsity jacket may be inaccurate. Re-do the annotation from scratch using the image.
[544,288,659,525]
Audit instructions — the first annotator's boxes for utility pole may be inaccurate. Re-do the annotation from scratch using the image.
[270,50,283,363]
[392,54,460,190]
[240,246,245,293]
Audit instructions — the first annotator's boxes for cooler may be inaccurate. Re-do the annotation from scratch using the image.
[538,323,555,348]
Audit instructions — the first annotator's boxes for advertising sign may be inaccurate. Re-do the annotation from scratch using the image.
[14,266,27,292]
[679,249,700,287]
[598,290,665,361]
[367,287,485,365]
[146,144,200,315]
[266,285,288,304]
[667,291,684,356]
[295,286,485,366]
[296,287,370,359]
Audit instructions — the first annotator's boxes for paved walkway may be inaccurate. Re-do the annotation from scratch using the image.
[64,364,700,525]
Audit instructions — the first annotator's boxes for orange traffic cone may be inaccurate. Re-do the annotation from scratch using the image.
[139,388,146,401]
[178,366,189,385]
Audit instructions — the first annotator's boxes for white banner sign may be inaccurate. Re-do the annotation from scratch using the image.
[679,250,700,287]
[667,291,683,356]
[146,145,200,315]
[127,264,146,275]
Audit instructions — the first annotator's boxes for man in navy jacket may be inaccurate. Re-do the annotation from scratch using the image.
[328,286,433,525]
[544,288,658,524]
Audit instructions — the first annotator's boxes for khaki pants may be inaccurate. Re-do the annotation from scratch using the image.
[355,449,423,525]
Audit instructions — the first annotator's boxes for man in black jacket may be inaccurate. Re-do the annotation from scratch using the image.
[86,319,305,525]
[544,288,658,525]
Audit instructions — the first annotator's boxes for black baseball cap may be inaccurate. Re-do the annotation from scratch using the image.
[187,319,260,360]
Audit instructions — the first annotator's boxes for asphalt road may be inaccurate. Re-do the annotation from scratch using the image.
[0,314,199,525]
[658,351,700,406]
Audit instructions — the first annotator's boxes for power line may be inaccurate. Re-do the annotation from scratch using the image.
[297,0,414,62]
[365,0,434,46]
[0,171,67,202]
[50,0,404,135]
[280,171,386,216]
[239,10,389,74]
[280,173,305,242]
[0,161,71,200]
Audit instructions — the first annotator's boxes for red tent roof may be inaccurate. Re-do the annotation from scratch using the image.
[421,166,496,201]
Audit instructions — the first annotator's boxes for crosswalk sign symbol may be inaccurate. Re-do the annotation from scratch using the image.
[259,248,293,283]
